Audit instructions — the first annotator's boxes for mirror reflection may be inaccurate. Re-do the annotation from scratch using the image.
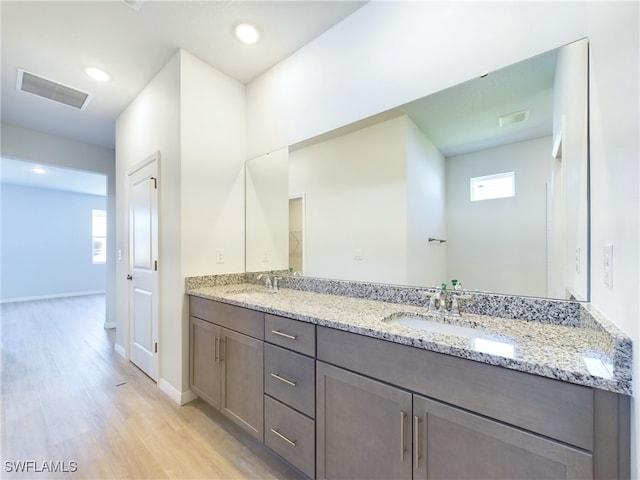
[246,38,589,301]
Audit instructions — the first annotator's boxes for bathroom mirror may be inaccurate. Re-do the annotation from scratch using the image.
[245,38,589,301]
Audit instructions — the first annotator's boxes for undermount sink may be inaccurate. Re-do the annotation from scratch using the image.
[384,313,483,338]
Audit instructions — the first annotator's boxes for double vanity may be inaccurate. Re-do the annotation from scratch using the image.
[186,273,632,479]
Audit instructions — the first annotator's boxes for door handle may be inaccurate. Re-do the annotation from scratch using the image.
[126,274,133,280]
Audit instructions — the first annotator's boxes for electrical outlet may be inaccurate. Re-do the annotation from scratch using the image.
[262,249,269,263]
[603,244,613,287]
[575,247,580,274]
[216,248,225,264]
[353,249,363,261]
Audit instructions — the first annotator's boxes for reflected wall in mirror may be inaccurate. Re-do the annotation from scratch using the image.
[245,38,589,301]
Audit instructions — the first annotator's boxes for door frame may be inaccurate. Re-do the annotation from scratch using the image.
[288,193,306,274]
[125,151,160,380]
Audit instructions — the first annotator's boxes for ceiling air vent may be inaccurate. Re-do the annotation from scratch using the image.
[498,109,529,127]
[16,69,92,110]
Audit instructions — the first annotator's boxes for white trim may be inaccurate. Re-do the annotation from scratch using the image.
[114,343,127,359]
[0,290,106,304]
[158,379,197,405]
[103,321,116,329]
[127,150,160,176]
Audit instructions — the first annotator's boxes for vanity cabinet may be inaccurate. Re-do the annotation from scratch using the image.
[316,325,628,480]
[189,297,264,441]
[317,360,593,480]
[189,296,629,480]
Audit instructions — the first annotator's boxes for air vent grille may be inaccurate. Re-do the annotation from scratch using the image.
[16,69,92,110]
[498,109,529,127]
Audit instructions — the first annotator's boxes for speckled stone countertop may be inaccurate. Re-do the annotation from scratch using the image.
[186,277,632,396]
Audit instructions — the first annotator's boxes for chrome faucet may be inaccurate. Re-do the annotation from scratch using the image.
[427,291,440,313]
[256,274,272,290]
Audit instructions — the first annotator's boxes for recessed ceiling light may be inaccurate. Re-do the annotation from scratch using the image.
[234,23,261,45]
[85,67,111,82]
[32,166,46,174]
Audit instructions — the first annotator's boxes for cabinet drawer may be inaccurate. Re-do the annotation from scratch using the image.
[265,396,315,479]
[265,344,315,418]
[265,314,315,357]
[190,296,264,339]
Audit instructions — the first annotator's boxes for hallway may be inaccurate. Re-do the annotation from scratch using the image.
[0,295,300,479]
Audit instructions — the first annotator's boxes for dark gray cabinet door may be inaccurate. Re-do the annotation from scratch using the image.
[221,328,264,441]
[412,395,593,480]
[316,361,412,480]
[190,316,222,408]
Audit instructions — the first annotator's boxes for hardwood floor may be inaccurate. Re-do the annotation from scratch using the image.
[1,295,302,479]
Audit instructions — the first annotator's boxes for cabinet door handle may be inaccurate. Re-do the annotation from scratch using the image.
[400,411,407,462]
[414,415,421,469]
[270,330,297,340]
[214,336,219,362]
[270,428,297,447]
[270,373,297,387]
[219,337,225,362]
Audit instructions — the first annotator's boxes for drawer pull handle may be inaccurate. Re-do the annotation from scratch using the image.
[270,428,297,447]
[270,373,297,387]
[270,330,297,340]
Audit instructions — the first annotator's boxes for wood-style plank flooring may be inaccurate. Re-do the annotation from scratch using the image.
[1,295,302,479]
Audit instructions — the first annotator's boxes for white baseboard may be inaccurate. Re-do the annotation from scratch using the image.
[0,290,106,304]
[114,343,127,359]
[103,321,116,329]
[158,379,198,405]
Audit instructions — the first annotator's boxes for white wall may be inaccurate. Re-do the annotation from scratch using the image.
[0,184,106,301]
[405,118,446,287]
[245,147,289,272]
[116,50,247,397]
[247,2,587,158]
[249,4,639,474]
[0,123,116,324]
[587,2,640,473]
[116,51,182,393]
[180,50,246,278]
[289,116,408,284]
[446,137,551,297]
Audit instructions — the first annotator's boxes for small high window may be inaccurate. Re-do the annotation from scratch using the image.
[470,172,515,202]
[92,209,107,264]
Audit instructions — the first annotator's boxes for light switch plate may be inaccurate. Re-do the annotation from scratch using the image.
[603,244,613,287]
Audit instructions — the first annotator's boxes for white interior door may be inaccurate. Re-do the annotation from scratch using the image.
[128,155,159,381]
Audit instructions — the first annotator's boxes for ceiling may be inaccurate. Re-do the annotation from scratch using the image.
[1,0,366,150]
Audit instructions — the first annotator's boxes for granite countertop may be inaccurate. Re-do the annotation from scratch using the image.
[186,282,632,395]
